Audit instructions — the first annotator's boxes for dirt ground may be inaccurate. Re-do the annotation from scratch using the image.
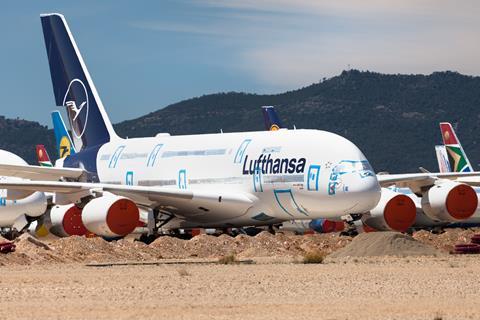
[1,229,479,319]
[1,256,479,320]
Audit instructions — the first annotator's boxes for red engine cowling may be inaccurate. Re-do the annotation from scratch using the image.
[362,188,417,232]
[81,194,139,237]
[49,204,87,237]
[421,181,478,222]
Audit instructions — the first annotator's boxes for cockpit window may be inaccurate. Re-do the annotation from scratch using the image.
[332,160,373,174]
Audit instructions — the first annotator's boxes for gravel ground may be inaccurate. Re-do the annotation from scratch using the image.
[1,256,479,320]
[1,229,480,319]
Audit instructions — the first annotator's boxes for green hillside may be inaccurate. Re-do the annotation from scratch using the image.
[2,70,480,173]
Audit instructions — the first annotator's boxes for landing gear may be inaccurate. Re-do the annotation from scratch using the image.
[341,214,363,237]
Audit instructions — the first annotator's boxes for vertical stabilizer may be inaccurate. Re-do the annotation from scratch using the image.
[40,13,118,151]
[52,111,76,159]
[439,122,473,172]
[262,106,283,131]
[434,145,451,173]
[36,145,53,167]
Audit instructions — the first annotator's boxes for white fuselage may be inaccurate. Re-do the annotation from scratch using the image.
[94,129,381,227]
[0,150,47,229]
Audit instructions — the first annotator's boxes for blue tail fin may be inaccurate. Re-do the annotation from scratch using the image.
[40,13,117,151]
[52,111,76,159]
[262,106,283,131]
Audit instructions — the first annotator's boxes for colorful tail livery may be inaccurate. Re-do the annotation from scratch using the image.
[435,145,451,173]
[439,122,473,172]
[52,111,76,159]
[262,106,283,131]
[41,13,118,151]
[36,145,53,167]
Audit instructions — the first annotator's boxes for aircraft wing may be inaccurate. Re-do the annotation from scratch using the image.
[0,163,84,181]
[0,180,255,221]
[377,171,480,190]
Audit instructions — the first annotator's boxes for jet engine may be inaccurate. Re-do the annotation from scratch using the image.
[50,204,87,237]
[362,188,416,232]
[81,194,139,237]
[421,181,477,222]
[309,219,344,233]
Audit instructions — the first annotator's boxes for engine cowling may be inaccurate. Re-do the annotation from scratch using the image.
[49,204,87,237]
[362,188,416,232]
[81,194,139,237]
[309,219,345,233]
[421,181,477,222]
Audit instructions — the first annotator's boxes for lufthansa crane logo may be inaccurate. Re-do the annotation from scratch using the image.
[62,79,89,139]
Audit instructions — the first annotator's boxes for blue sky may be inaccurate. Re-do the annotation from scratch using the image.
[1,0,480,126]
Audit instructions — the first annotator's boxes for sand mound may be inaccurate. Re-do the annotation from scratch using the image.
[1,227,471,265]
[413,228,480,252]
[329,232,442,258]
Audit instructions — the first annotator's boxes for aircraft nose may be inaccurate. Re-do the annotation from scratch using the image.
[344,174,382,214]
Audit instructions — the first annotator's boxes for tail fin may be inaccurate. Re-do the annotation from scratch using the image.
[434,145,451,173]
[439,122,473,172]
[36,145,53,167]
[262,106,283,131]
[40,13,117,151]
[52,111,76,159]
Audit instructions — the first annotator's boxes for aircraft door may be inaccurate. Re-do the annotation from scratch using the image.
[273,189,308,217]
[307,165,321,191]
[253,165,263,192]
[178,169,187,189]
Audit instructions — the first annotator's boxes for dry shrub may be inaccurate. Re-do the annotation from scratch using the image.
[177,268,190,277]
[302,251,326,264]
[218,253,237,265]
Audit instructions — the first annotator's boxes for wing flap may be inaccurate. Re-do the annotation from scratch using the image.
[377,171,480,190]
[0,181,255,221]
[0,163,84,181]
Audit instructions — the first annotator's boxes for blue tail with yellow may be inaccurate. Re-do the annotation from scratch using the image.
[52,111,76,159]
[262,106,283,131]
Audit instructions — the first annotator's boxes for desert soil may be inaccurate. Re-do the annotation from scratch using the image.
[0,229,479,319]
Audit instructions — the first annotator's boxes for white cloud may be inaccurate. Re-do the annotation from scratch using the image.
[140,0,480,90]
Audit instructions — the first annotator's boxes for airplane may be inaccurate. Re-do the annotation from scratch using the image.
[0,13,479,240]
[411,122,480,229]
[262,106,480,234]
[261,106,346,234]
[35,111,151,238]
[0,150,47,238]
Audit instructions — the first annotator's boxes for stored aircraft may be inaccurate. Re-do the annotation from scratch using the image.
[0,14,478,239]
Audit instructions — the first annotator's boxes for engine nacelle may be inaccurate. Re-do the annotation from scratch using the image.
[81,194,139,237]
[50,204,87,237]
[362,188,416,232]
[421,181,477,222]
[309,219,345,233]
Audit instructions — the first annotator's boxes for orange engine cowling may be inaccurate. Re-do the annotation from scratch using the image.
[421,181,478,222]
[81,194,140,237]
[49,204,87,237]
[362,188,417,232]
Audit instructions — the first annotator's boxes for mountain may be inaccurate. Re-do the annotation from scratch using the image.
[0,116,56,165]
[115,70,480,173]
[3,70,480,173]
